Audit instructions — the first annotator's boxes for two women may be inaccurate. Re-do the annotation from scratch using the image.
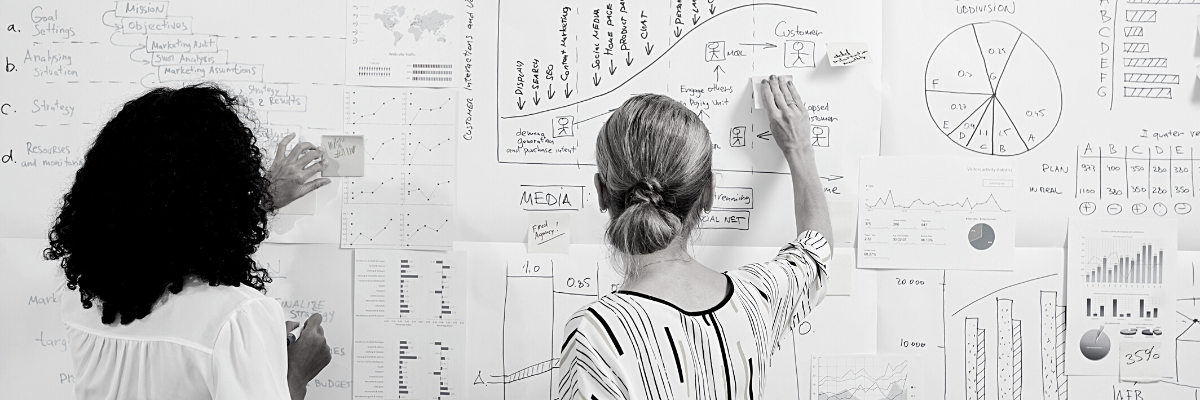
[48,75,829,400]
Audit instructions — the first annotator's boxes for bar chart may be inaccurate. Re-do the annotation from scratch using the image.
[1083,296,1160,319]
[1081,238,1165,285]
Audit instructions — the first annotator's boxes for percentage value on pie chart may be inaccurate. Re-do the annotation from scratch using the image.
[925,21,1062,156]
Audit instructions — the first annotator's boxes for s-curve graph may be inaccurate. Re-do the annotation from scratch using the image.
[492,0,882,195]
[858,157,1015,270]
[925,21,1061,156]
[811,355,918,400]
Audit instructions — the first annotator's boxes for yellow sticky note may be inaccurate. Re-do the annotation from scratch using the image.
[827,42,872,67]
[751,75,794,109]
[527,213,571,254]
[1119,341,1162,382]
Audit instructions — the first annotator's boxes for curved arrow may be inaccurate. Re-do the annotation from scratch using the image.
[501,3,817,119]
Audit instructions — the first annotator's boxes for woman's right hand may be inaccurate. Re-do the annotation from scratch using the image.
[287,313,332,400]
[760,75,813,155]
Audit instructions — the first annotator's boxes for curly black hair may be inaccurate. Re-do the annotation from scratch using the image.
[44,83,275,325]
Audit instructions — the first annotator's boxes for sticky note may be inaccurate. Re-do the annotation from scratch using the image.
[1119,341,1163,382]
[751,75,794,109]
[527,213,571,254]
[827,42,872,67]
[321,135,364,177]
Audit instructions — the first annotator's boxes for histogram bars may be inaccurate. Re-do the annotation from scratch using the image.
[1084,243,1164,284]
[1084,297,1158,318]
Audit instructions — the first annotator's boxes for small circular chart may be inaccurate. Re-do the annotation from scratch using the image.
[925,21,1062,156]
[1079,329,1112,360]
[968,223,995,250]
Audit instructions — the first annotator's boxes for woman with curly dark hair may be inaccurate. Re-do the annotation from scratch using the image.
[47,84,332,400]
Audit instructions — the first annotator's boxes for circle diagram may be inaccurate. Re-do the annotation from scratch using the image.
[968,223,995,250]
[925,21,1062,156]
[1079,329,1111,360]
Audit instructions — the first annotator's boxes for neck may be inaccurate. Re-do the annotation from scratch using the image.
[622,239,698,288]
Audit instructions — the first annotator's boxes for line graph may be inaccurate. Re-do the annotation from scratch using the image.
[345,87,458,126]
[403,136,454,166]
[864,191,1011,212]
[340,205,454,249]
[408,97,454,125]
[365,137,395,161]
[343,169,455,206]
[811,355,917,400]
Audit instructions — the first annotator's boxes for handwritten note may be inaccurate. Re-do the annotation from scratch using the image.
[321,135,364,177]
[1120,341,1162,382]
[827,42,872,67]
[527,213,571,254]
[751,75,794,109]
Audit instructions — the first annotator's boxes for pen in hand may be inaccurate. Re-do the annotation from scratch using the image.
[287,322,306,346]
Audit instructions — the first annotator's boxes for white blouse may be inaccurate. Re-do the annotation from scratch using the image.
[61,277,291,400]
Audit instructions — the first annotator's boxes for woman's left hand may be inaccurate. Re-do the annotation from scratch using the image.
[267,133,331,210]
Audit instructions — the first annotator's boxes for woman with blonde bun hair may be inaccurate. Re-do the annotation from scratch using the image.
[556,76,832,400]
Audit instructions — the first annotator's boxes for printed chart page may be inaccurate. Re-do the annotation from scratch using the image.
[339,88,458,250]
[811,355,920,400]
[353,250,466,399]
[1066,217,1177,377]
[857,157,1015,270]
[345,1,462,87]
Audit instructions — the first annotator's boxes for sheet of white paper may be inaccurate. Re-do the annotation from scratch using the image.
[0,239,77,399]
[353,249,466,399]
[254,244,354,398]
[323,135,365,177]
[1066,217,1178,377]
[459,0,883,249]
[459,241,879,400]
[826,42,873,67]
[526,213,570,254]
[877,247,1065,400]
[1119,341,1163,382]
[339,89,458,250]
[811,355,920,400]
[344,1,464,88]
[858,156,1015,270]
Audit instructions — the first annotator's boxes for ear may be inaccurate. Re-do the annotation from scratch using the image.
[594,173,610,212]
[701,172,715,212]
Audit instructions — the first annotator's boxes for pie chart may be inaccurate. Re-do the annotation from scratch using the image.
[925,21,1062,156]
[1079,328,1112,360]
[968,223,995,250]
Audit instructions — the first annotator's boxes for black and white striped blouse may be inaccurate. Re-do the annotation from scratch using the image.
[556,231,830,400]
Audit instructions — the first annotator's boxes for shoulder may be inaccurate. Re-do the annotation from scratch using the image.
[62,278,280,351]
